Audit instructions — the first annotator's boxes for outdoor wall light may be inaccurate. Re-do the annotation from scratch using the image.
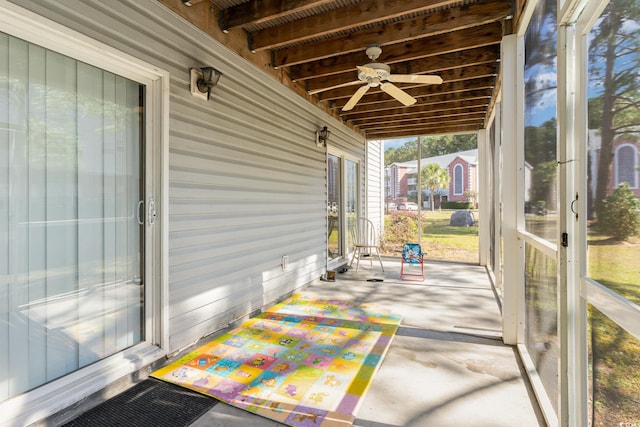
[316,126,330,147]
[190,66,222,101]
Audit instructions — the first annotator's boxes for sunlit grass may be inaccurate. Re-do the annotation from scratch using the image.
[382,210,479,263]
[587,232,640,305]
[586,227,640,425]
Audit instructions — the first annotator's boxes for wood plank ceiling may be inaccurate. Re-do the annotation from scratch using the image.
[184,0,515,139]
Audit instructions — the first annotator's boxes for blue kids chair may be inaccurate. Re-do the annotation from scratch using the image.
[400,243,424,280]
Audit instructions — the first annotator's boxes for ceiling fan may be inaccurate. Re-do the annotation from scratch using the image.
[309,44,443,111]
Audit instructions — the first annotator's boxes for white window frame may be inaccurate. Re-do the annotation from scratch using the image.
[0,2,169,425]
[572,1,640,426]
[504,1,562,424]
[614,143,638,188]
[505,0,640,425]
[453,163,464,196]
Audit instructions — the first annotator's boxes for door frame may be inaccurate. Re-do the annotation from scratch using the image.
[327,147,361,271]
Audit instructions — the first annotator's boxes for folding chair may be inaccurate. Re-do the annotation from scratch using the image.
[400,243,424,280]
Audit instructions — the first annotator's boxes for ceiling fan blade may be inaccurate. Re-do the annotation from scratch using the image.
[380,82,416,106]
[308,80,364,95]
[356,65,379,79]
[342,85,371,111]
[387,74,443,84]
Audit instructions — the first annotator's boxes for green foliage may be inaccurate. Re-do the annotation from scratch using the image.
[384,139,419,165]
[420,163,449,211]
[596,182,640,240]
[381,211,478,262]
[381,213,419,249]
[530,160,558,208]
[384,134,477,165]
[524,120,557,165]
[422,134,477,158]
[441,201,473,209]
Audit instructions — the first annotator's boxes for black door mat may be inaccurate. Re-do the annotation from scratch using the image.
[63,378,219,427]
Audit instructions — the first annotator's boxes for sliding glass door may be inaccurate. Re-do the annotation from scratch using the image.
[327,151,359,268]
[0,32,145,401]
[327,154,342,262]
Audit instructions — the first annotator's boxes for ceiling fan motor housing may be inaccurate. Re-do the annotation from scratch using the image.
[358,62,391,86]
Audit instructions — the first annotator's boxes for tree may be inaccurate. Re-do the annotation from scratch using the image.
[463,190,478,208]
[525,120,558,210]
[385,139,418,164]
[420,163,449,211]
[384,134,477,166]
[588,0,640,217]
[422,134,477,158]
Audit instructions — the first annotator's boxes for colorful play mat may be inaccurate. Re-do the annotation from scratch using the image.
[152,294,401,426]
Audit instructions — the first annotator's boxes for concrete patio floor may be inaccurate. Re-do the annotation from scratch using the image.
[190,258,546,427]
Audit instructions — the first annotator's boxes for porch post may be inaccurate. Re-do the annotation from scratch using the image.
[478,128,489,266]
[501,34,524,345]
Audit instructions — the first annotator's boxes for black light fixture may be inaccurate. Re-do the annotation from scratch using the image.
[316,126,330,147]
[190,67,222,101]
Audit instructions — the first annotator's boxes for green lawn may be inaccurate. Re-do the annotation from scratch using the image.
[586,229,640,425]
[381,210,479,263]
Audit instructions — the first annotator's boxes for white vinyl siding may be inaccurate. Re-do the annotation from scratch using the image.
[367,140,384,238]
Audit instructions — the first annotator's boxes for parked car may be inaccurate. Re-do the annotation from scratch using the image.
[386,202,397,212]
[399,202,419,211]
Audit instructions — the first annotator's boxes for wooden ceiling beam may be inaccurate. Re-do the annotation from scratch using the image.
[358,114,487,131]
[303,46,499,92]
[273,0,511,67]
[289,22,503,80]
[342,98,490,120]
[365,118,484,133]
[248,0,460,51]
[349,107,488,125]
[365,124,481,139]
[335,88,493,114]
[220,0,335,31]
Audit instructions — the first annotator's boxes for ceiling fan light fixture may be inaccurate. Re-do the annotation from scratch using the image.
[336,45,443,111]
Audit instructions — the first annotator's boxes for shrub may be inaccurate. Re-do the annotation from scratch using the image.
[441,201,473,210]
[596,182,640,241]
[381,212,419,250]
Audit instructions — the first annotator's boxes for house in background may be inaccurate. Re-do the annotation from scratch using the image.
[385,149,478,208]
[589,130,640,199]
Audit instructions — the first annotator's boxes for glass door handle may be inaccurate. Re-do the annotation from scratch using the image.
[137,200,144,225]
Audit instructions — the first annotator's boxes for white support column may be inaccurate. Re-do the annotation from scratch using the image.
[501,34,525,345]
[493,102,503,291]
[558,21,587,427]
[478,128,490,266]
